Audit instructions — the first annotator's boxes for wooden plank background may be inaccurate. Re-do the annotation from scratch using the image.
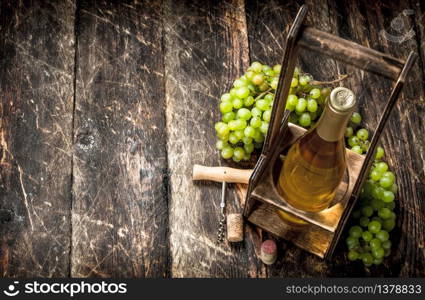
[1,0,424,277]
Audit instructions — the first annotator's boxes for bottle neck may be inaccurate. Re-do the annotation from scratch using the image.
[315,101,353,142]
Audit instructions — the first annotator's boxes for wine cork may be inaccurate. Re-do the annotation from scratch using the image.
[226,213,244,242]
[260,240,277,265]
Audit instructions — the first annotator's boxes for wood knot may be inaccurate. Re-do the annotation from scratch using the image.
[0,209,13,224]
[75,127,98,151]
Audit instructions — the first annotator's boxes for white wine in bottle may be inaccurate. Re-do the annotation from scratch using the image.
[277,87,356,213]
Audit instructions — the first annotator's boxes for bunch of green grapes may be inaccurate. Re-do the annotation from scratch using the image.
[215,61,278,162]
[344,120,398,267]
[215,62,398,267]
[215,62,329,162]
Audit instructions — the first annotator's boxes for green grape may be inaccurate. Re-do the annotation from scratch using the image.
[264,94,274,102]
[295,98,307,113]
[253,129,264,143]
[260,122,269,134]
[234,119,247,130]
[362,231,373,242]
[244,126,256,138]
[273,64,282,73]
[245,71,255,81]
[389,183,398,194]
[371,198,385,211]
[381,190,395,203]
[242,136,253,145]
[287,94,298,107]
[221,147,234,159]
[375,146,385,160]
[221,93,232,102]
[293,67,300,77]
[270,78,278,90]
[232,156,241,163]
[216,140,227,150]
[346,236,359,249]
[237,108,251,120]
[299,113,311,127]
[236,87,249,98]
[244,143,254,154]
[230,88,238,98]
[359,217,370,228]
[228,132,239,144]
[250,61,263,73]
[215,122,226,132]
[244,96,255,107]
[375,230,389,242]
[349,226,363,238]
[251,107,262,118]
[348,136,360,147]
[351,145,363,155]
[256,99,269,111]
[243,153,251,161]
[362,206,374,217]
[373,257,383,265]
[361,140,370,152]
[372,247,385,259]
[321,87,331,98]
[263,110,271,122]
[228,120,238,130]
[299,75,310,86]
[382,171,395,183]
[356,128,369,141]
[362,253,373,266]
[291,77,298,87]
[233,147,245,161]
[382,240,391,250]
[250,117,262,128]
[220,101,233,113]
[262,65,271,72]
[233,79,245,88]
[351,112,362,124]
[232,98,243,109]
[368,220,382,233]
[307,99,318,112]
[215,123,230,136]
[370,238,382,250]
[370,169,382,181]
[309,88,321,99]
[378,208,392,220]
[222,112,235,123]
[252,74,265,85]
[376,162,388,173]
[247,84,256,92]
[371,216,383,223]
[234,130,244,140]
[264,69,275,77]
[348,250,359,261]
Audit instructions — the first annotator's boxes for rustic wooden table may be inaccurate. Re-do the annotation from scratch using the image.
[1,0,424,278]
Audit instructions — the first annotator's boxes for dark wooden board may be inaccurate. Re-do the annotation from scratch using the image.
[246,0,425,277]
[0,0,75,276]
[164,0,265,277]
[0,0,424,278]
[71,0,169,277]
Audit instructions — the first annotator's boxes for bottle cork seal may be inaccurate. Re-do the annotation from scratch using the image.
[260,240,277,265]
[226,213,244,242]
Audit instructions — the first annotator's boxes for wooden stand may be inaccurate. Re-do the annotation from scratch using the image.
[243,5,417,259]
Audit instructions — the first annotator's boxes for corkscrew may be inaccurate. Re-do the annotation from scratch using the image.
[216,181,226,243]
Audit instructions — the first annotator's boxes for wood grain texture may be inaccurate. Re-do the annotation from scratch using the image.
[71,0,169,277]
[0,0,75,277]
[246,0,425,277]
[164,0,265,277]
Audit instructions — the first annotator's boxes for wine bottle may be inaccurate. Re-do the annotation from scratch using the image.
[277,87,356,213]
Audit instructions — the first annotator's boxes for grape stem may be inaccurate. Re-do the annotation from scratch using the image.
[254,88,272,100]
[310,74,349,86]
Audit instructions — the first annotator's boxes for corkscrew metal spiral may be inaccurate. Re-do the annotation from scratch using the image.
[216,181,226,243]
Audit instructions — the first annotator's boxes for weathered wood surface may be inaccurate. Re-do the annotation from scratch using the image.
[164,0,265,278]
[0,0,75,277]
[71,0,169,277]
[0,0,424,277]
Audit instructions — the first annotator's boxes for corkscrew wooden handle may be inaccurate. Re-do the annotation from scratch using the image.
[192,164,253,184]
